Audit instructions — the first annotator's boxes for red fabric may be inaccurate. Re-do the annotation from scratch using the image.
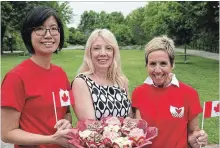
[204,101,212,118]
[132,82,202,148]
[1,58,74,148]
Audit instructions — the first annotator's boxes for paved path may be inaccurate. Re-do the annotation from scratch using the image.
[63,46,219,61]
[175,48,219,61]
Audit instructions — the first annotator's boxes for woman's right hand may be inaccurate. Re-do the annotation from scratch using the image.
[51,128,72,147]
[54,119,72,130]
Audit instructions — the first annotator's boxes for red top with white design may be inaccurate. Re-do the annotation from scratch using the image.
[1,58,74,148]
[132,82,202,148]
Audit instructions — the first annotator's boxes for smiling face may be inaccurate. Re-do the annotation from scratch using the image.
[147,50,172,87]
[31,16,60,55]
[90,36,114,71]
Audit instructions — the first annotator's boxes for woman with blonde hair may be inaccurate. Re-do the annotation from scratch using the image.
[71,29,131,121]
[132,35,208,148]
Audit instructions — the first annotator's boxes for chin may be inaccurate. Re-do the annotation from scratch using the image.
[97,63,111,67]
[98,66,110,69]
[154,82,165,87]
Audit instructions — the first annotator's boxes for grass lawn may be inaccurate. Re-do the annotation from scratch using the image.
[1,49,219,144]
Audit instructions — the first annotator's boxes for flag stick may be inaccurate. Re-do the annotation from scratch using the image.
[201,102,205,130]
[200,102,206,148]
[52,92,58,122]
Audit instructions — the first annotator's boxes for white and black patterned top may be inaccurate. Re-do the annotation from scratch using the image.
[74,74,131,120]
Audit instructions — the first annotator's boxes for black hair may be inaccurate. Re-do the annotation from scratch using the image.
[21,6,64,54]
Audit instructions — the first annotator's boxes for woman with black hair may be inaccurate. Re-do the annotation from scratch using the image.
[1,6,74,148]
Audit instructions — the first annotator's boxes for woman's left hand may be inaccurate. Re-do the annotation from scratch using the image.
[54,119,72,130]
[188,130,208,148]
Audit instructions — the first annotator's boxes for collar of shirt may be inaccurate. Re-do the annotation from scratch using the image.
[144,73,179,88]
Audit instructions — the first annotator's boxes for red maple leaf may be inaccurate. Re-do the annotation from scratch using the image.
[214,103,219,113]
[62,93,69,102]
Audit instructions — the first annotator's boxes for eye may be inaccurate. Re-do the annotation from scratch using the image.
[35,27,44,31]
[149,62,156,66]
[160,61,168,66]
[93,47,100,50]
[51,26,58,31]
[106,46,113,50]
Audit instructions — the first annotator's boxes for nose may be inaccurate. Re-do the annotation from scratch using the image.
[154,64,162,73]
[100,48,107,55]
[44,29,52,38]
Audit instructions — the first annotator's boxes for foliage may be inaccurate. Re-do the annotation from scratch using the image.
[69,30,87,45]
[1,1,218,53]
[75,10,132,45]
[126,7,147,45]
[110,24,133,46]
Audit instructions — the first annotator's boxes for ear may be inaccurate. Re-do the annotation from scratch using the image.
[172,61,175,69]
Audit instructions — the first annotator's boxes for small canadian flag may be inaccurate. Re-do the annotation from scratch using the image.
[204,101,220,118]
[52,89,74,122]
[53,89,74,107]
[59,89,72,106]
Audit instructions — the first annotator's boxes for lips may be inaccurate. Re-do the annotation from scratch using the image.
[40,41,55,48]
[43,42,53,45]
[98,59,108,63]
[153,75,164,79]
[41,42,54,45]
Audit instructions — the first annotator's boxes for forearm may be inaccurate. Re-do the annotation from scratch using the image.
[2,129,54,145]
[188,117,200,134]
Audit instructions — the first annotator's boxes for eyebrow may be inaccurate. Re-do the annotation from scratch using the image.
[40,24,58,27]
[93,45,101,47]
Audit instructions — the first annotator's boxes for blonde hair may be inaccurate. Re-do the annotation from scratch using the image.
[145,35,175,67]
[77,28,128,88]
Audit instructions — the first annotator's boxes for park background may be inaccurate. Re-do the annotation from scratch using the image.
[1,1,219,146]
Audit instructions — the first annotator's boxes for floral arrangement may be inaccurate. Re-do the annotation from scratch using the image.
[68,117,158,148]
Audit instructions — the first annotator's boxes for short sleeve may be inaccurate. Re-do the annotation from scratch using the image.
[131,87,141,109]
[187,88,202,120]
[63,71,74,106]
[66,76,71,91]
[1,72,26,112]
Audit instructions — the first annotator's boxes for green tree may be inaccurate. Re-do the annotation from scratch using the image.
[110,24,133,46]
[69,30,86,45]
[78,10,99,35]
[126,7,146,45]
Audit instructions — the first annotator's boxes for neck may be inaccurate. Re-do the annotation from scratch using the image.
[30,54,52,69]
[93,69,108,80]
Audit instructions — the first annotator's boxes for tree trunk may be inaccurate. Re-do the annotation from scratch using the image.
[1,25,6,54]
[184,36,187,63]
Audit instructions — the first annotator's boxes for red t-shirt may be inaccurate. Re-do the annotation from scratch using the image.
[1,58,74,148]
[132,83,202,148]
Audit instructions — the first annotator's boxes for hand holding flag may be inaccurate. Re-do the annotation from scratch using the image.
[201,100,219,133]
[52,89,74,122]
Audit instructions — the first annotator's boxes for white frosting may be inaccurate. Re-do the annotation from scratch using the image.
[79,130,93,139]
[113,137,132,148]
[104,125,120,132]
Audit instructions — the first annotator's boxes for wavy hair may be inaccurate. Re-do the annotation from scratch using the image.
[77,29,128,88]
